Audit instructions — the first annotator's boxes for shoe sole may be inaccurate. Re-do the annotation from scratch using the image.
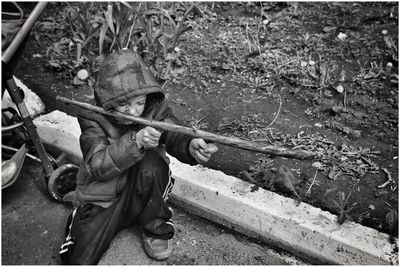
[143,238,172,261]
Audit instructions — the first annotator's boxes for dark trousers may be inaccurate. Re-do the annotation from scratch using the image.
[60,150,175,265]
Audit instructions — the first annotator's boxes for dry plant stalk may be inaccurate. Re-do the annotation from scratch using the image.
[266,94,282,129]
[306,168,318,196]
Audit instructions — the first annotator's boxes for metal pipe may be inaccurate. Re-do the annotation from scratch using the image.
[5,74,55,176]
[2,121,25,132]
[2,2,48,64]
[2,144,41,163]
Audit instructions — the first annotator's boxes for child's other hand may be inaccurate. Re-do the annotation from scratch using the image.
[189,138,218,164]
[136,126,161,150]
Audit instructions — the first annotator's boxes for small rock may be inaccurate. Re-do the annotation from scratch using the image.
[77,69,89,81]
[337,32,348,40]
[349,129,362,139]
[332,105,343,114]
[323,26,337,33]
[336,85,344,93]
[374,188,389,197]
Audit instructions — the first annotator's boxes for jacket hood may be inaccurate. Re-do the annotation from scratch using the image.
[95,49,164,111]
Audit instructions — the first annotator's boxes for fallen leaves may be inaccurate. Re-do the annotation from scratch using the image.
[377,168,397,191]
[231,126,384,185]
[331,122,363,139]
[328,166,341,180]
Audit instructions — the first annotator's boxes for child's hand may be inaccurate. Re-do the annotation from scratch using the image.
[189,138,218,164]
[136,126,161,150]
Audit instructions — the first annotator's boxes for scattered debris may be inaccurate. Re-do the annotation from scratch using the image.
[328,166,341,180]
[374,188,389,197]
[306,167,318,196]
[377,168,397,191]
[265,94,282,129]
[332,122,362,139]
[275,165,300,199]
[386,210,398,237]
[337,32,348,41]
[238,170,257,184]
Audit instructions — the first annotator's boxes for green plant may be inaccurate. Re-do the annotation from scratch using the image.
[100,2,138,54]
[332,183,358,225]
[65,2,103,62]
[100,2,199,80]
[60,2,199,82]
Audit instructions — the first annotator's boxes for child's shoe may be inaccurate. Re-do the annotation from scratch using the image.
[143,234,173,260]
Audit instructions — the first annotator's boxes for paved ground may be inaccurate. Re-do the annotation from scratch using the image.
[2,159,305,265]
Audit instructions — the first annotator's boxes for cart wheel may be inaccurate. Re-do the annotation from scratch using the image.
[48,164,78,202]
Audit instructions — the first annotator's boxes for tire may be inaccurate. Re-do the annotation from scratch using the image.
[47,164,79,202]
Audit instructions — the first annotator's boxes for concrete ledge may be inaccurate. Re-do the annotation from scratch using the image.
[34,110,83,164]
[33,110,398,265]
[169,157,397,265]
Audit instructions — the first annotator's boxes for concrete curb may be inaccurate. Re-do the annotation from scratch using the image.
[33,110,398,265]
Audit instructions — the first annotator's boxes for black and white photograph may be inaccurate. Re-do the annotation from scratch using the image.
[1,1,398,265]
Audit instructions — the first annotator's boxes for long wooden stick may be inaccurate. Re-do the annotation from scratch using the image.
[57,96,317,160]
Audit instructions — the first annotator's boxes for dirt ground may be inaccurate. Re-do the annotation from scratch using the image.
[9,1,399,240]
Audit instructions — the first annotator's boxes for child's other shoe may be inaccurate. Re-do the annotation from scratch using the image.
[143,235,173,260]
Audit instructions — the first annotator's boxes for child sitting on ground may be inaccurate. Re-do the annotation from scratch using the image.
[59,49,218,264]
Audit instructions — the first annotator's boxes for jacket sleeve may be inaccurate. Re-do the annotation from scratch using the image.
[159,110,198,166]
[78,115,145,182]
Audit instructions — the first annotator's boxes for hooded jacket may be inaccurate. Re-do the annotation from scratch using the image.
[68,50,197,208]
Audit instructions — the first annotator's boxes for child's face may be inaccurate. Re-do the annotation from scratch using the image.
[113,95,147,124]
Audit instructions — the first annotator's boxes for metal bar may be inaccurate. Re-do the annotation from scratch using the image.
[5,77,54,176]
[2,2,48,64]
[2,144,41,163]
[1,121,25,132]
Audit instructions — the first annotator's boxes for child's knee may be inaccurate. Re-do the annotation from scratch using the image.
[139,150,169,174]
